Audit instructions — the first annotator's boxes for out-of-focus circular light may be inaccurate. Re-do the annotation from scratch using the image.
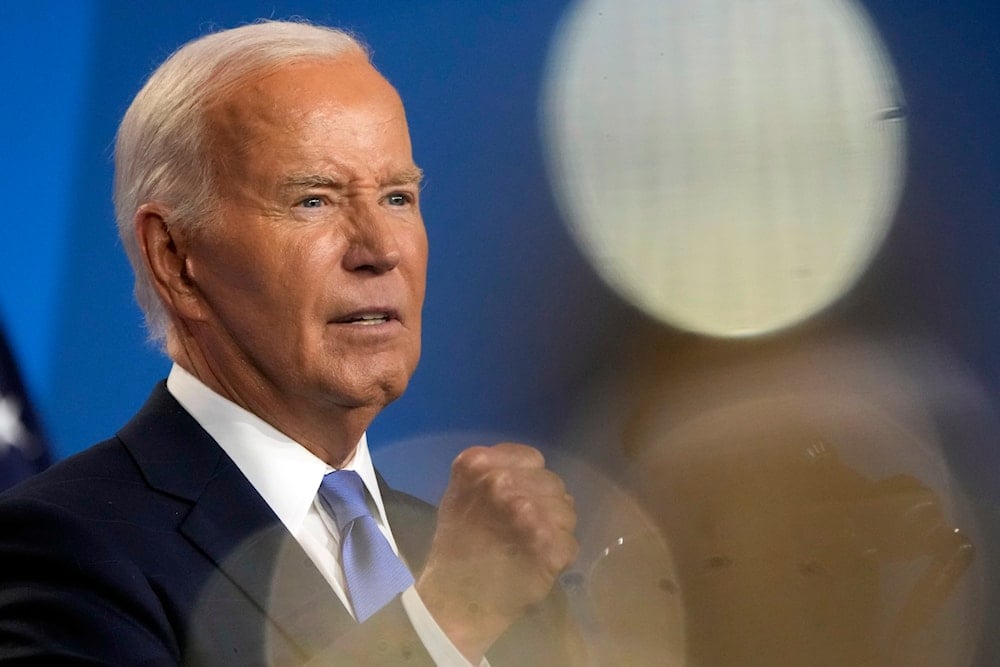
[543,0,907,337]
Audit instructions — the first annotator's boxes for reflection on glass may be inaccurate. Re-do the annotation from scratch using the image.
[588,530,684,665]
[550,452,686,665]
[646,438,972,665]
[556,334,989,665]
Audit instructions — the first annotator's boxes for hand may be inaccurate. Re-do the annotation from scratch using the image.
[415,443,578,662]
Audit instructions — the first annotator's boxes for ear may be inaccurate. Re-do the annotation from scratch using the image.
[134,204,210,323]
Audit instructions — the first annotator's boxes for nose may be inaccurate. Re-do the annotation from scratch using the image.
[342,203,401,274]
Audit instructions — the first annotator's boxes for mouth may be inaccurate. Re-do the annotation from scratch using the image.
[335,309,398,326]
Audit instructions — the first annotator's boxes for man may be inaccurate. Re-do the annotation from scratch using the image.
[0,20,579,666]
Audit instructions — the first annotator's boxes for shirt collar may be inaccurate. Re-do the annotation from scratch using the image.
[165,363,389,535]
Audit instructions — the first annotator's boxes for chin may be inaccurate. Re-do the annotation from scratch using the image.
[336,371,412,411]
[322,349,419,409]
[375,373,411,406]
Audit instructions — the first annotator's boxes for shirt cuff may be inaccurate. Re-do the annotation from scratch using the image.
[400,586,490,667]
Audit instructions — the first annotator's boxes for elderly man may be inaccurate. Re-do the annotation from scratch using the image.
[0,20,578,666]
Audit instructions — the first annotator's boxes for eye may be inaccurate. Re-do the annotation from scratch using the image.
[386,192,413,207]
[298,196,325,208]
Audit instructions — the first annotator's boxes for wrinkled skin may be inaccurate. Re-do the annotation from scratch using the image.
[136,55,577,662]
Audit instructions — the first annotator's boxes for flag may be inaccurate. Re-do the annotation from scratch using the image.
[0,322,51,491]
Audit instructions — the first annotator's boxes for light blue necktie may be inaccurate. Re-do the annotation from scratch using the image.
[318,470,415,622]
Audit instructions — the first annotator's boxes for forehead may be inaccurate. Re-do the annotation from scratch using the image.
[207,57,413,178]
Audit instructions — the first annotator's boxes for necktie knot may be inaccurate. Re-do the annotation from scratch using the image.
[318,470,371,532]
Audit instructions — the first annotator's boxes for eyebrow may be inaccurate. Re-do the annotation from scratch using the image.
[283,174,342,190]
[386,166,425,187]
[282,166,424,191]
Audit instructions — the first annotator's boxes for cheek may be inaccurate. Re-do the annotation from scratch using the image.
[256,233,334,298]
[193,235,309,327]
[405,226,430,293]
[196,220,281,279]
[189,242,264,307]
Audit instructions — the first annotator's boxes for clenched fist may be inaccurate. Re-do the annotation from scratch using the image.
[416,443,578,662]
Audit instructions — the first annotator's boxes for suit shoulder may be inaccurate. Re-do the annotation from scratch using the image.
[0,436,140,504]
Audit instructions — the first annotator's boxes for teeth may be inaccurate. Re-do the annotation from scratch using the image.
[350,314,388,325]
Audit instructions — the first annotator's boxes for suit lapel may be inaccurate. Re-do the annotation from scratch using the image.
[378,474,437,574]
[118,383,351,660]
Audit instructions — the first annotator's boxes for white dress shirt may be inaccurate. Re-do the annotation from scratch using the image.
[166,364,482,666]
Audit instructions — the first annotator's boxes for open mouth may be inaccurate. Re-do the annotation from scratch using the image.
[339,312,393,326]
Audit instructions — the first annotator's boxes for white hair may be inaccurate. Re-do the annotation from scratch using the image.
[113,20,369,347]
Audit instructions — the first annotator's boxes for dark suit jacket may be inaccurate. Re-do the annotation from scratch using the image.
[0,384,576,666]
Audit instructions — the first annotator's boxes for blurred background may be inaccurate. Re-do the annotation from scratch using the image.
[1,1,997,664]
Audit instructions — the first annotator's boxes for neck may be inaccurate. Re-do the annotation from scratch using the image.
[168,334,374,467]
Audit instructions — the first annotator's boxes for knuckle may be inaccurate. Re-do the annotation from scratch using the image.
[510,496,538,524]
[521,445,546,467]
[544,474,568,499]
[552,533,579,565]
[452,446,490,475]
[529,524,553,550]
[483,468,515,499]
